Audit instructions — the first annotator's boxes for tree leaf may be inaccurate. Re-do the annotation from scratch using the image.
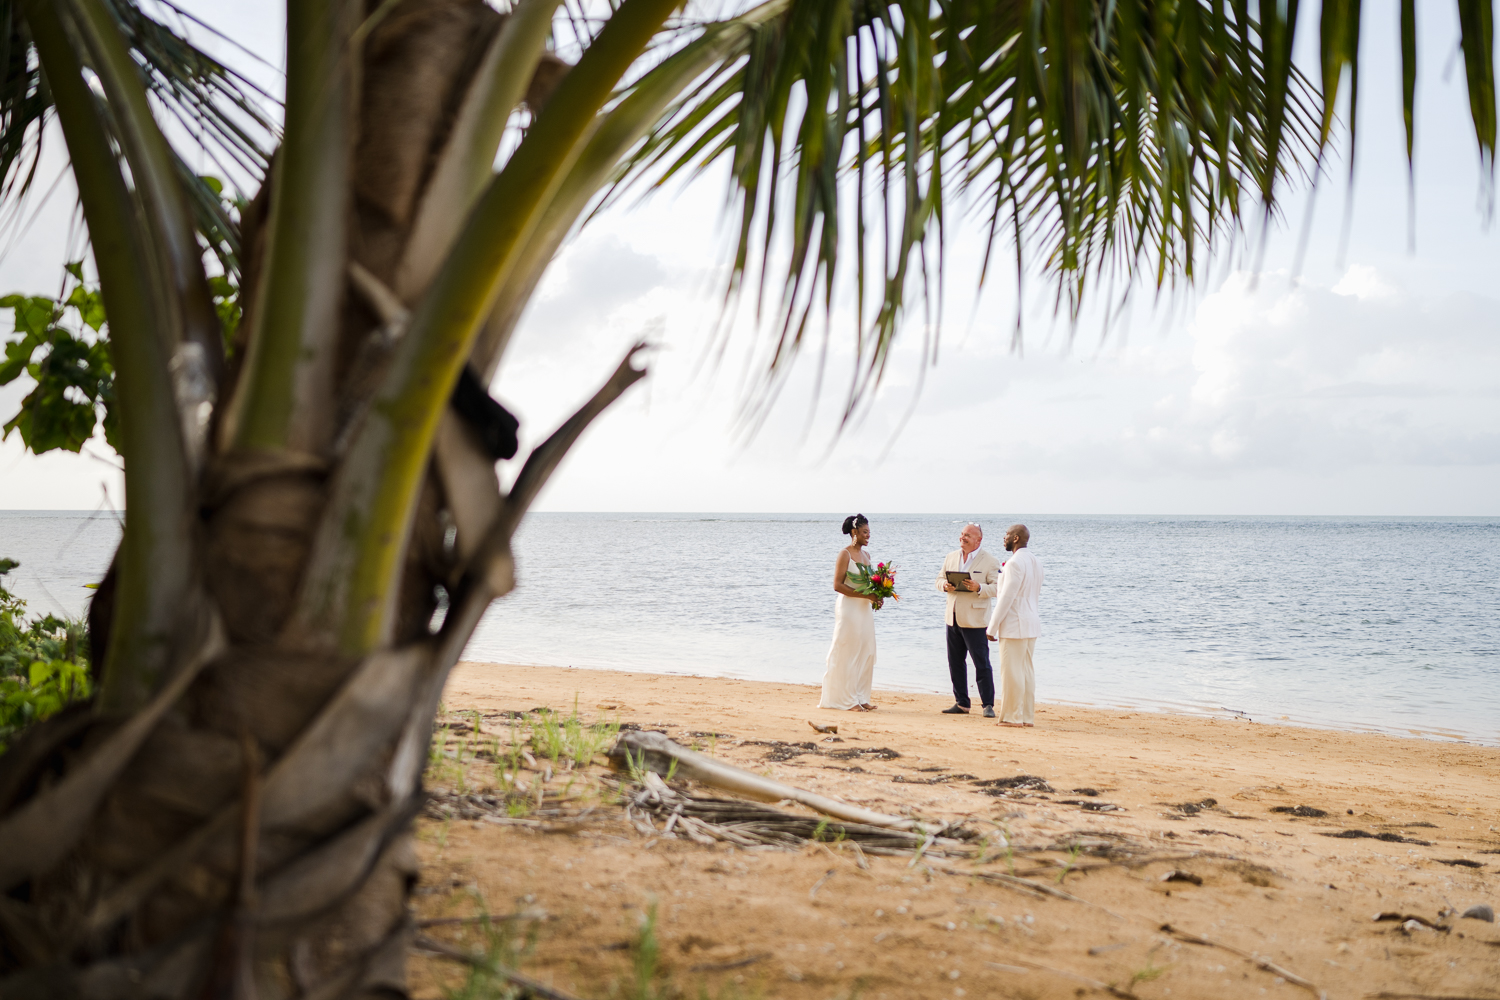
[1,273,115,454]
[65,284,107,332]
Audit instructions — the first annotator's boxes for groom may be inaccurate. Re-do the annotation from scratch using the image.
[987,523,1043,727]
[935,523,1001,717]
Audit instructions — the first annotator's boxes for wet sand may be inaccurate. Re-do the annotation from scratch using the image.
[410,661,1500,1000]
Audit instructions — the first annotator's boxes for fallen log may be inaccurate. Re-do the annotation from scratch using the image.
[619,771,966,854]
[609,731,916,830]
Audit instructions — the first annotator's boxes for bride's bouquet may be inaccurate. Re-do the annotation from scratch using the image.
[851,561,899,609]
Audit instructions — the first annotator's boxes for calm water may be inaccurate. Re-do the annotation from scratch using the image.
[3,511,1497,745]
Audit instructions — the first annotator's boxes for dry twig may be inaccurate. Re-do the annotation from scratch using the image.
[416,909,547,928]
[994,957,1140,999]
[935,863,1124,917]
[415,934,587,1000]
[689,953,771,973]
[1161,924,1325,999]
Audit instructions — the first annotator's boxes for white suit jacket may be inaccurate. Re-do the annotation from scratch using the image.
[987,547,1043,639]
[934,548,1000,628]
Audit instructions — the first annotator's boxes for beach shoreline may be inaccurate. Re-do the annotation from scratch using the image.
[411,661,1500,999]
[449,656,1497,747]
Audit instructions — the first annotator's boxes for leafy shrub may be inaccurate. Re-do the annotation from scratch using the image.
[0,558,91,752]
[1,192,241,460]
[0,266,117,456]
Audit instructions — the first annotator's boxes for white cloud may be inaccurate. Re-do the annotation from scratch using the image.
[1330,263,1399,300]
[916,268,1500,486]
[1172,270,1500,470]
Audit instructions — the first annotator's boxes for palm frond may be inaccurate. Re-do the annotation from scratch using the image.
[1456,0,1496,209]
[100,0,277,179]
[0,0,53,248]
[622,0,1329,424]
[0,0,276,279]
[101,0,278,276]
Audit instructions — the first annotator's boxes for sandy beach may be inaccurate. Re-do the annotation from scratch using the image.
[411,662,1500,1000]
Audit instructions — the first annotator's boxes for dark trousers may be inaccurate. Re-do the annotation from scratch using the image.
[946,624,994,708]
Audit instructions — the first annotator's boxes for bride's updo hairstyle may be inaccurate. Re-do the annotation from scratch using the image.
[841,513,869,535]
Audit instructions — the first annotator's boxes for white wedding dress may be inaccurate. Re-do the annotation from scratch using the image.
[820,567,876,709]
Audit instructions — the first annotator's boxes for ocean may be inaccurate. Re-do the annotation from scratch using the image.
[3,511,1497,745]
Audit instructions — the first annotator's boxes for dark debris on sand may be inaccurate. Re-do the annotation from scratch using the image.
[972,775,1055,796]
[742,740,903,763]
[826,747,902,761]
[1321,830,1433,845]
[745,740,821,762]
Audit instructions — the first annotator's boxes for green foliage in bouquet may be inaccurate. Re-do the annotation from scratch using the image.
[0,559,92,753]
[849,561,899,608]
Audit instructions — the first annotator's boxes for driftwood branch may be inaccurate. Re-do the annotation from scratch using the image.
[414,934,587,1000]
[611,730,916,830]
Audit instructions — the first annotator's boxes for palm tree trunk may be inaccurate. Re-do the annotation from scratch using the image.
[0,2,646,995]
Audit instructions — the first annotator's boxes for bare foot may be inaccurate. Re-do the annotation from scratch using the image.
[996,721,1026,728]
[850,704,870,712]
[1023,723,1034,727]
[861,703,877,711]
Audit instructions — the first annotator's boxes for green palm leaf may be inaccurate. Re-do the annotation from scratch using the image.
[623,0,1326,423]
[0,0,275,272]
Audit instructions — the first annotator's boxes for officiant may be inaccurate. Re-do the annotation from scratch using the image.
[935,522,1001,717]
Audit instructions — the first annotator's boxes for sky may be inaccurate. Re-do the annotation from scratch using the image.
[1,1,1497,515]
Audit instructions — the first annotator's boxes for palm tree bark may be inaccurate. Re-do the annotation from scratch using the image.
[0,2,641,996]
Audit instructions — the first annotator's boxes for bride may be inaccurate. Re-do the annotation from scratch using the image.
[819,514,879,711]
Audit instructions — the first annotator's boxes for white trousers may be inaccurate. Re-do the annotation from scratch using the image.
[997,637,1036,724]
